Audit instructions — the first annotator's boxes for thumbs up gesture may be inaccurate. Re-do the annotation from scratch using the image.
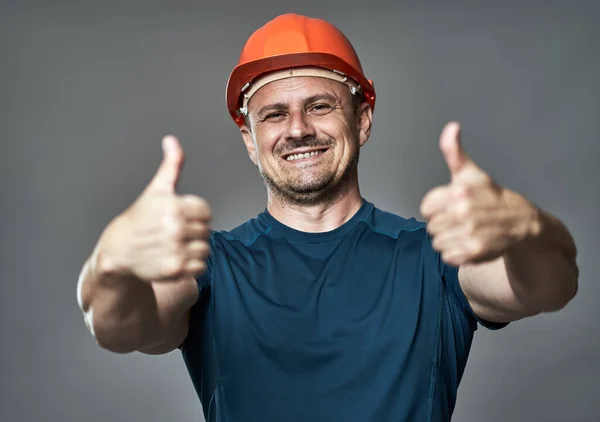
[420,122,538,266]
[99,135,212,281]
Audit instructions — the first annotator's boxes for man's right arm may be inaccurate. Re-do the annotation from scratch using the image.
[77,135,212,355]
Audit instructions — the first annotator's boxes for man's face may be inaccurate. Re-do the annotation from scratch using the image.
[240,76,372,205]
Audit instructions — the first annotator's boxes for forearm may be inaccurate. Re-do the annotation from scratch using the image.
[503,199,579,313]
[78,243,162,354]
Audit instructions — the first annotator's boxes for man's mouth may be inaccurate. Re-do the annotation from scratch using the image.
[282,147,329,162]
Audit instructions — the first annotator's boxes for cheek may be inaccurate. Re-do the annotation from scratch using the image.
[254,134,280,164]
[319,119,356,155]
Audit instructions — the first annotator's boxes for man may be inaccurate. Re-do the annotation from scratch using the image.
[77,13,579,422]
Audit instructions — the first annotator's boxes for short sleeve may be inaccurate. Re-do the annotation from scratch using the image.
[428,233,509,331]
[179,234,214,352]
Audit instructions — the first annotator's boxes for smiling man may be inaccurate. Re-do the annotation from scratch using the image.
[240,73,368,211]
[77,13,579,422]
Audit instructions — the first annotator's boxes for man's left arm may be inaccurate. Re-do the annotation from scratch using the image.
[458,189,578,323]
[421,122,579,323]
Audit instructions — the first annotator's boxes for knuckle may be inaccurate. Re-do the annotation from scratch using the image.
[190,240,211,258]
[425,221,434,234]
[163,254,186,277]
[165,218,185,239]
[469,239,485,256]
[181,195,212,221]
[463,197,475,211]
[200,225,211,240]
[464,219,477,235]
[454,184,469,198]
[191,223,207,240]
[193,196,212,218]
[198,198,213,220]
[455,200,471,219]
[188,260,207,275]
[198,242,211,257]
[442,251,457,265]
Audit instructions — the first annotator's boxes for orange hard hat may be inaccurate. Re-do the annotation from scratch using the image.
[226,13,376,127]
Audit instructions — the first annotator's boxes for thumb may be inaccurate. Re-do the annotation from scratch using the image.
[146,135,185,193]
[439,121,472,178]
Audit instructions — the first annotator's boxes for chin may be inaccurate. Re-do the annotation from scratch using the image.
[279,189,338,207]
[262,174,337,206]
[276,177,355,206]
[260,153,359,206]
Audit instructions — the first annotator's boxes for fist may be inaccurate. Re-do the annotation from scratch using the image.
[420,122,535,266]
[101,135,212,281]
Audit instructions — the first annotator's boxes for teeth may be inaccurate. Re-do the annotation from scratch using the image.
[286,150,324,161]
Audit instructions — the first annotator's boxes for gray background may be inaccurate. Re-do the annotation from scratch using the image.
[1,1,598,421]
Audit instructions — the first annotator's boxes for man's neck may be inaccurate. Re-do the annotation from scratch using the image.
[266,188,364,233]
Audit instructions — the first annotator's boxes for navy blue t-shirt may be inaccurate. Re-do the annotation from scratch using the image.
[180,199,506,422]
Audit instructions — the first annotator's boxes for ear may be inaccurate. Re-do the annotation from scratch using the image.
[240,123,258,166]
[357,102,373,147]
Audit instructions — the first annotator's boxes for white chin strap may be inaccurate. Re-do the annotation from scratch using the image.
[238,67,363,117]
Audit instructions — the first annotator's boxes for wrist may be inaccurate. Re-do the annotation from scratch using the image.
[500,188,543,244]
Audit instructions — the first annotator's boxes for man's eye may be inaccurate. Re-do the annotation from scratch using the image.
[311,104,332,113]
[265,112,285,120]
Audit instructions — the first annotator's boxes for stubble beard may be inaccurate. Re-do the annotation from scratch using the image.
[259,140,360,207]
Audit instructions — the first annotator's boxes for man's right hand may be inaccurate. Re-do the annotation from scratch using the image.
[98,135,212,282]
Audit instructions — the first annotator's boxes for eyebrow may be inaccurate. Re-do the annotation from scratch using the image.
[256,93,339,116]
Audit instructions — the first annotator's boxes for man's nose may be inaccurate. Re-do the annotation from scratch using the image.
[284,110,316,141]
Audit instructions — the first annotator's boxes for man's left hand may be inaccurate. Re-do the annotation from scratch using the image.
[420,122,540,267]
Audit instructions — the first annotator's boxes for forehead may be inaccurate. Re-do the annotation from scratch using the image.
[248,76,350,108]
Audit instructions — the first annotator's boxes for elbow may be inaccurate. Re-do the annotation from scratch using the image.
[76,263,153,354]
[93,319,143,354]
[95,337,138,355]
[82,307,146,354]
[540,271,579,313]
